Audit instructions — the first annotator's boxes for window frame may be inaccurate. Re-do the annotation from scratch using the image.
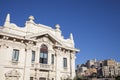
[51,54,54,64]
[63,58,67,68]
[31,50,35,63]
[30,77,34,80]
[39,44,48,64]
[12,49,19,62]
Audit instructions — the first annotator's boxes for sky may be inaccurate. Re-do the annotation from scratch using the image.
[0,0,120,66]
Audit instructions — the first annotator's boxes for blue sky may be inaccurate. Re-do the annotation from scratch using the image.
[0,0,120,65]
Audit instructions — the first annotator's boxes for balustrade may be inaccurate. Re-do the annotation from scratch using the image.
[31,63,52,70]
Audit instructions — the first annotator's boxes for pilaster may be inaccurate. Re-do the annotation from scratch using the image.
[70,52,76,80]
[55,48,61,80]
[23,45,31,80]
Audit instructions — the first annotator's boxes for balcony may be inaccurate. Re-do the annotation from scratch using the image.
[40,63,52,70]
[31,63,52,71]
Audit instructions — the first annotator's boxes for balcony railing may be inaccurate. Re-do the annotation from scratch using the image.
[40,63,52,70]
[31,63,52,71]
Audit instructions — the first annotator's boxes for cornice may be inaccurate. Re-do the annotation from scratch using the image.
[0,30,24,39]
[54,44,80,53]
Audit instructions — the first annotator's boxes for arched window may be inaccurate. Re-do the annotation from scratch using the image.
[39,44,48,64]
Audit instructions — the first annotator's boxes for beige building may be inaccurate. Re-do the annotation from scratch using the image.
[84,68,97,77]
[77,59,120,78]
[102,59,119,77]
[0,14,79,80]
[86,59,97,68]
[103,59,116,67]
[77,65,87,76]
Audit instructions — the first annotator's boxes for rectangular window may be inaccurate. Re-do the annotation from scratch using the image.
[31,50,35,63]
[39,77,46,80]
[63,58,67,68]
[52,78,54,80]
[51,54,54,64]
[30,77,33,80]
[12,49,19,61]
[40,53,48,64]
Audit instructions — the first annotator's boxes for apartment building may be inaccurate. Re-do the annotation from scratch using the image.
[77,59,120,78]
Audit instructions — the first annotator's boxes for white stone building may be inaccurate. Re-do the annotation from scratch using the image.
[77,66,87,76]
[0,14,79,80]
[86,59,97,68]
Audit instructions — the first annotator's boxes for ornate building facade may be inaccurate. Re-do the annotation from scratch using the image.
[0,14,79,80]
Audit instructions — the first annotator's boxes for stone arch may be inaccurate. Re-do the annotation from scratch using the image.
[5,69,21,80]
[39,44,48,64]
[40,44,48,53]
[38,39,54,51]
[40,42,49,49]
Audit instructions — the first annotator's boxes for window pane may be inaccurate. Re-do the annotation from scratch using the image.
[44,53,48,58]
[39,77,46,80]
[40,53,44,58]
[30,77,33,80]
[12,50,15,59]
[43,58,47,64]
[52,78,54,80]
[63,58,67,67]
[32,51,35,62]
[40,44,48,64]
[16,52,19,61]
[12,49,19,61]
[51,54,54,64]
[40,58,43,63]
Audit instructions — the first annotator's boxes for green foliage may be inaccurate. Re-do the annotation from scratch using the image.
[74,75,87,80]
[115,76,120,80]
[90,73,97,78]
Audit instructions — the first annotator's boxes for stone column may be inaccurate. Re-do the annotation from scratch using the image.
[0,43,8,80]
[70,52,76,80]
[48,50,52,65]
[55,48,61,80]
[70,53,72,80]
[36,47,40,64]
[47,49,52,80]
[48,71,51,80]
[23,46,31,80]
[33,47,39,80]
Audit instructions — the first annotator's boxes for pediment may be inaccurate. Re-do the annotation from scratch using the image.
[26,31,62,46]
[36,36,56,45]
[25,31,80,52]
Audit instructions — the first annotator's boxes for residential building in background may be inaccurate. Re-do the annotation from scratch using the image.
[0,14,79,80]
[86,59,97,68]
[77,59,120,78]
[77,64,87,76]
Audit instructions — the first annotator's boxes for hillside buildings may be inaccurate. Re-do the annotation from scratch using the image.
[77,59,120,78]
[0,14,79,80]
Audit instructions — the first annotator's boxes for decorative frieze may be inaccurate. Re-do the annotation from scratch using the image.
[5,69,21,78]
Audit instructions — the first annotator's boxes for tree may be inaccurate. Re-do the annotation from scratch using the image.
[115,76,120,80]
[91,73,97,78]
